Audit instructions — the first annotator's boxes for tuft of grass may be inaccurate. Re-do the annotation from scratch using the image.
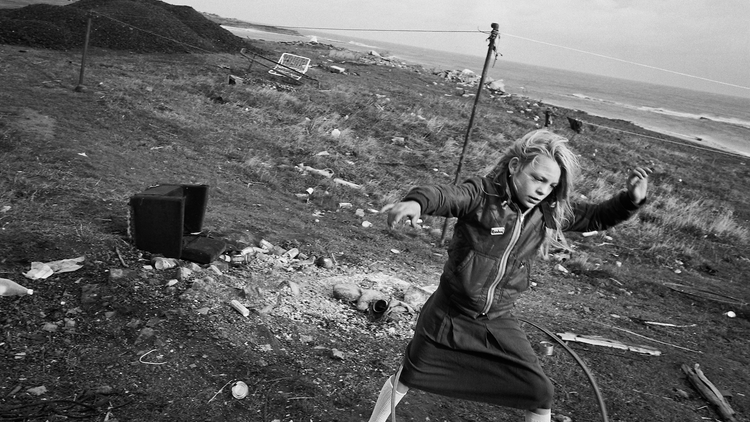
[643,193,749,242]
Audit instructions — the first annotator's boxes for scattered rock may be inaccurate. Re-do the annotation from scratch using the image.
[134,327,155,345]
[153,257,178,270]
[403,285,437,310]
[80,284,104,307]
[332,283,361,302]
[287,281,300,296]
[316,257,334,269]
[81,385,114,397]
[26,386,47,396]
[109,268,137,282]
[176,266,193,280]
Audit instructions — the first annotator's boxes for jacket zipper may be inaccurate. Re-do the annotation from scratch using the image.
[481,211,525,315]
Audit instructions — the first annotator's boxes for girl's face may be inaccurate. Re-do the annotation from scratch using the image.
[509,155,561,209]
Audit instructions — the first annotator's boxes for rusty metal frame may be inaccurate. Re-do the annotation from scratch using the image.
[239,48,320,88]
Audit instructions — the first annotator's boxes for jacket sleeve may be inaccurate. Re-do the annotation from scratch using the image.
[564,191,642,233]
[402,177,487,219]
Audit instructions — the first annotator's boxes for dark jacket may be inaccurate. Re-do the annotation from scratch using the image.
[403,174,641,319]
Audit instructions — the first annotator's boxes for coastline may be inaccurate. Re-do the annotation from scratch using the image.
[226,26,749,159]
[537,96,736,156]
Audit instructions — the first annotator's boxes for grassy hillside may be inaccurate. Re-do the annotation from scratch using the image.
[0,0,253,52]
[0,11,749,422]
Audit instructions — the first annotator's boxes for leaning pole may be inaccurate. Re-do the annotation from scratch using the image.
[75,13,93,92]
[440,23,500,244]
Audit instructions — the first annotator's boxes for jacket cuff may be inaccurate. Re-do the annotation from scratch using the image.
[621,190,646,210]
[403,191,429,213]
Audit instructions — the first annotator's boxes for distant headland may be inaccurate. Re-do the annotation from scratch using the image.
[200,13,302,37]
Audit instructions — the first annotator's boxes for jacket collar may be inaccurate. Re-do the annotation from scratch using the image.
[491,169,512,205]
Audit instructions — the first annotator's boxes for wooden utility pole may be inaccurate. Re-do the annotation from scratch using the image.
[440,22,500,244]
[75,14,92,92]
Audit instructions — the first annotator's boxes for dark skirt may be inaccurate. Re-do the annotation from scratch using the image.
[399,287,553,410]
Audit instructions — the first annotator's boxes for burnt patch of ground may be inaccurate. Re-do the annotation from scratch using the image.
[0,0,257,53]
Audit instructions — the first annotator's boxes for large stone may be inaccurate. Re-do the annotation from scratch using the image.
[364,272,410,291]
[332,283,361,302]
[108,268,138,283]
[134,327,155,345]
[403,285,437,310]
[487,79,506,93]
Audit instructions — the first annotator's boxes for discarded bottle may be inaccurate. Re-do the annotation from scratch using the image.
[0,278,34,297]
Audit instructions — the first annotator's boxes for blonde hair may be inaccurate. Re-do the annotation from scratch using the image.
[488,129,580,254]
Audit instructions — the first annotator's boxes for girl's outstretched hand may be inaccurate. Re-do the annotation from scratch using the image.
[627,167,652,204]
[380,201,422,229]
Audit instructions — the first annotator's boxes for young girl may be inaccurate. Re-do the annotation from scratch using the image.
[370,129,650,422]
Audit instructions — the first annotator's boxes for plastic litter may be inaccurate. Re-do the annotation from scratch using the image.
[0,278,34,296]
[231,381,248,399]
[24,256,85,280]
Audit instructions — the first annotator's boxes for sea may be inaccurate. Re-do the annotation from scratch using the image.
[226,26,750,158]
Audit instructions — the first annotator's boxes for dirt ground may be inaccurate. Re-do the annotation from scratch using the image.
[1,28,749,422]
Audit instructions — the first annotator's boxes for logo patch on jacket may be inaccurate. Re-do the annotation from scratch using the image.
[491,227,505,236]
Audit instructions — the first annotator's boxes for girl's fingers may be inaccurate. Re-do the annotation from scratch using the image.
[631,167,652,179]
[380,203,395,213]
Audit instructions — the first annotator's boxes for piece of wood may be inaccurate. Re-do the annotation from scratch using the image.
[664,282,747,306]
[644,321,696,328]
[332,178,362,189]
[558,332,661,356]
[681,363,737,422]
[114,246,128,267]
[593,321,703,354]
[298,164,333,178]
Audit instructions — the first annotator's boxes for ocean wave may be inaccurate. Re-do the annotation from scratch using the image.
[570,93,617,106]
[348,41,381,49]
[311,36,384,52]
[638,106,750,129]
[569,93,750,130]
[297,32,349,45]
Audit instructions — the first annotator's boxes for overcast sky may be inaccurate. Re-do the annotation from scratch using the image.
[164,0,749,98]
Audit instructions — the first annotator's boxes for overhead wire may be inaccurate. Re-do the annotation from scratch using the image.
[281,26,477,33]
[82,14,749,92]
[275,25,749,92]
[89,11,216,54]
[71,14,747,158]
[499,32,750,92]
[78,11,747,92]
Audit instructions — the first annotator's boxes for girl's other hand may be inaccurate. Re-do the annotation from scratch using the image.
[381,201,422,229]
[627,167,651,204]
